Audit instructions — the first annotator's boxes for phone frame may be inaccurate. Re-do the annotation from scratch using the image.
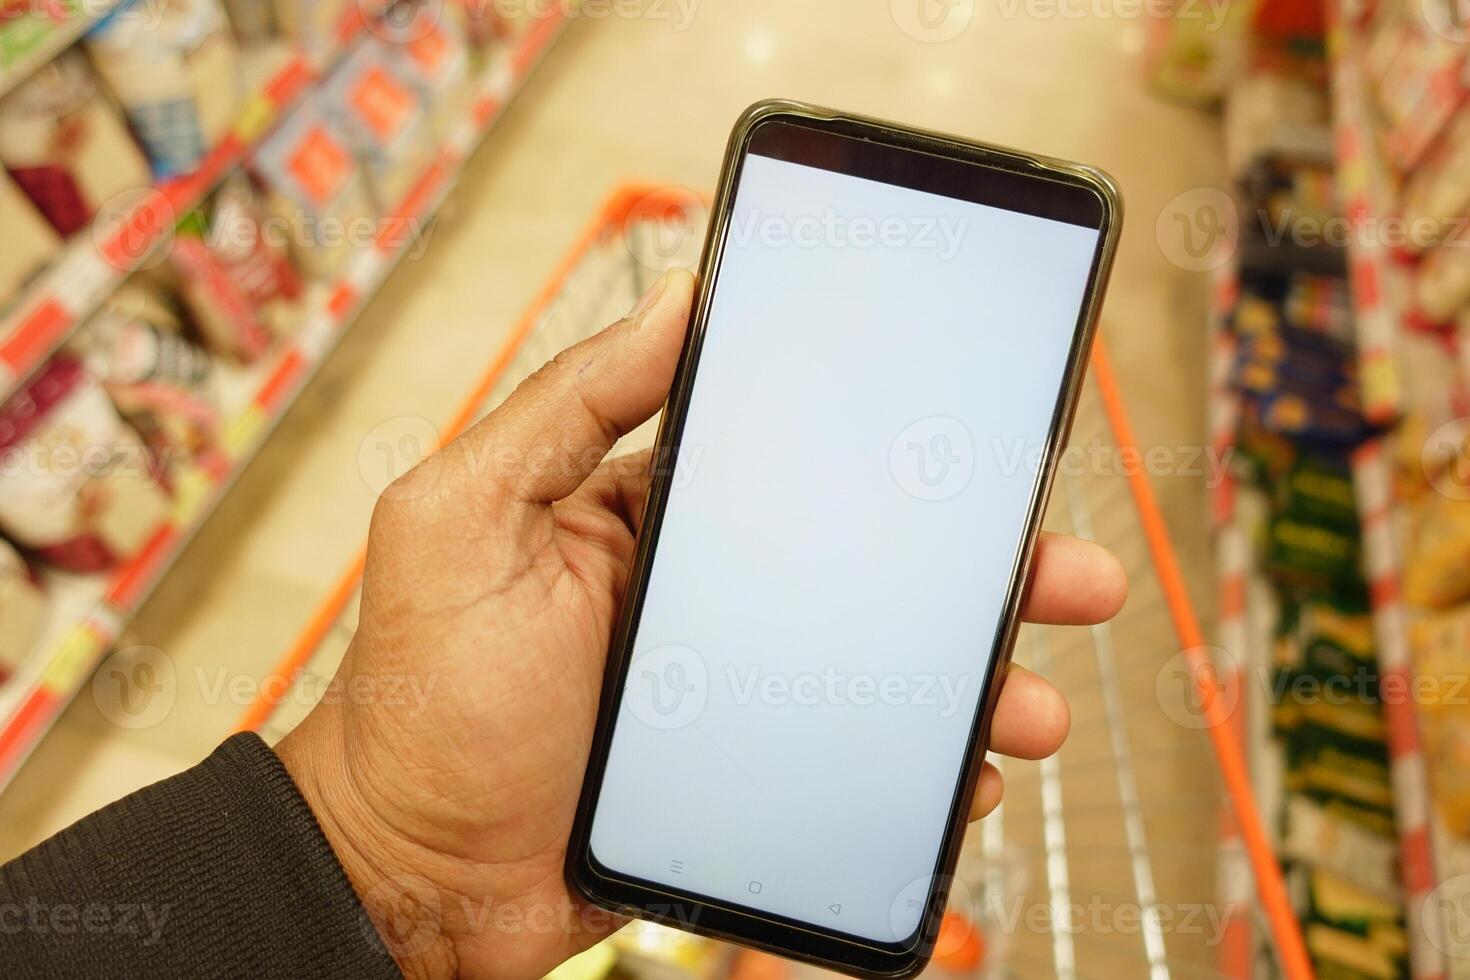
[566,98,1123,979]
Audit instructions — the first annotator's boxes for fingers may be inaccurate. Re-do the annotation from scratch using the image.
[968,762,1003,822]
[562,448,656,536]
[968,666,1071,821]
[1021,532,1127,625]
[453,269,694,505]
[989,664,1069,760]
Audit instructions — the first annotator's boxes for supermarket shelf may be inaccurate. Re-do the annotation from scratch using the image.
[1207,260,1239,530]
[0,10,572,793]
[1351,441,1470,980]
[0,4,377,407]
[1326,0,1412,424]
[0,1,122,98]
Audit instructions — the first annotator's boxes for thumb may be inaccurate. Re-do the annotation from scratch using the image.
[447,268,693,505]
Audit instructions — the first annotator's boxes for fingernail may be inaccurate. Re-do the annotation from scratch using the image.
[628,272,669,319]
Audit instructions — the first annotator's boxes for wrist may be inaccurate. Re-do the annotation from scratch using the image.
[276,705,459,980]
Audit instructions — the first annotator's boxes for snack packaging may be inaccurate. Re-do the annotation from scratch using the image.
[1402,495,1470,609]
[1415,237,1470,325]
[1400,113,1470,255]
[271,0,352,59]
[0,168,61,309]
[75,282,220,459]
[1411,605,1470,836]
[203,174,301,310]
[251,96,375,278]
[86,0,244,178]
[0,357,171,572]
[0,51,152,236]
[0,538,45,682]
[320,39,433,211]
[381,4,469,141]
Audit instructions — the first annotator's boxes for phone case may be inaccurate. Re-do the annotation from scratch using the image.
[566,98,1124,980]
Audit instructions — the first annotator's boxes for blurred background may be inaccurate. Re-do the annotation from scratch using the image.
[0,0,1466,977]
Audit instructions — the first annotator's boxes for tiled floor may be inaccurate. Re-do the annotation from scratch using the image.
[0,0,1224,909]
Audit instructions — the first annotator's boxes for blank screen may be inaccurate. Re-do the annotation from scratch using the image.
[589,151,1101,944]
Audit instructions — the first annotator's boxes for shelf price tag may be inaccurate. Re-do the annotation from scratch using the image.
[42,624,106,693]
[288,127,352,207]
[351,67,415,143]
[234,92,279,145]
[224,406,267,457]
[170,464,214,526]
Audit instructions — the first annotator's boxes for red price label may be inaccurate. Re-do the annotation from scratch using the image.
[288,126,351,206]
[351,66,415,142]
[408,29,449,77]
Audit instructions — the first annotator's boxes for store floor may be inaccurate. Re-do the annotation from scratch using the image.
[0,0,1223,881]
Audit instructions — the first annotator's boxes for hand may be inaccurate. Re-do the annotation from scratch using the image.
[277,268,1127,980]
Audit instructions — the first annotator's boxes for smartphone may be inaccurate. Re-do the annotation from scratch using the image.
[567,100,1121,978]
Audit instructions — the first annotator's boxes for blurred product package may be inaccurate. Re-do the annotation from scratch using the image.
[73,281,221,461]
[380,4,469,141]
[0,539,45,683]
[319,38,433,211]
[1412,606,1470,837]
[250,93,375,278]
[174,173,303,349]
[220,0,278,44]
[0,169,61,309]
[85,0,244,178]
[271,0,352,60]
[0,357,171,573]
[0,51,152,236]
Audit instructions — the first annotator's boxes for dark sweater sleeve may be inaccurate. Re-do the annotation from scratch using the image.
[0,732,402,979]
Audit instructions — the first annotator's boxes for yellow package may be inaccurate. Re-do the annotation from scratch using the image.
[1411,605,1470,836]
[1403,496,1470,609]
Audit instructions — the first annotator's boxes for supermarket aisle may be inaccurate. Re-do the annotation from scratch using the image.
[0,3,1223,863]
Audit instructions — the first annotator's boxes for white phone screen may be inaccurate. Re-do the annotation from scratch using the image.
[588,149,1101,944]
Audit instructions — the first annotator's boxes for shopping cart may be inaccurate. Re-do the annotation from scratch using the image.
[238,186,1313,980]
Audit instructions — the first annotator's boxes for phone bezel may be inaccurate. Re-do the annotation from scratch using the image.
[566,99,1123,979]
